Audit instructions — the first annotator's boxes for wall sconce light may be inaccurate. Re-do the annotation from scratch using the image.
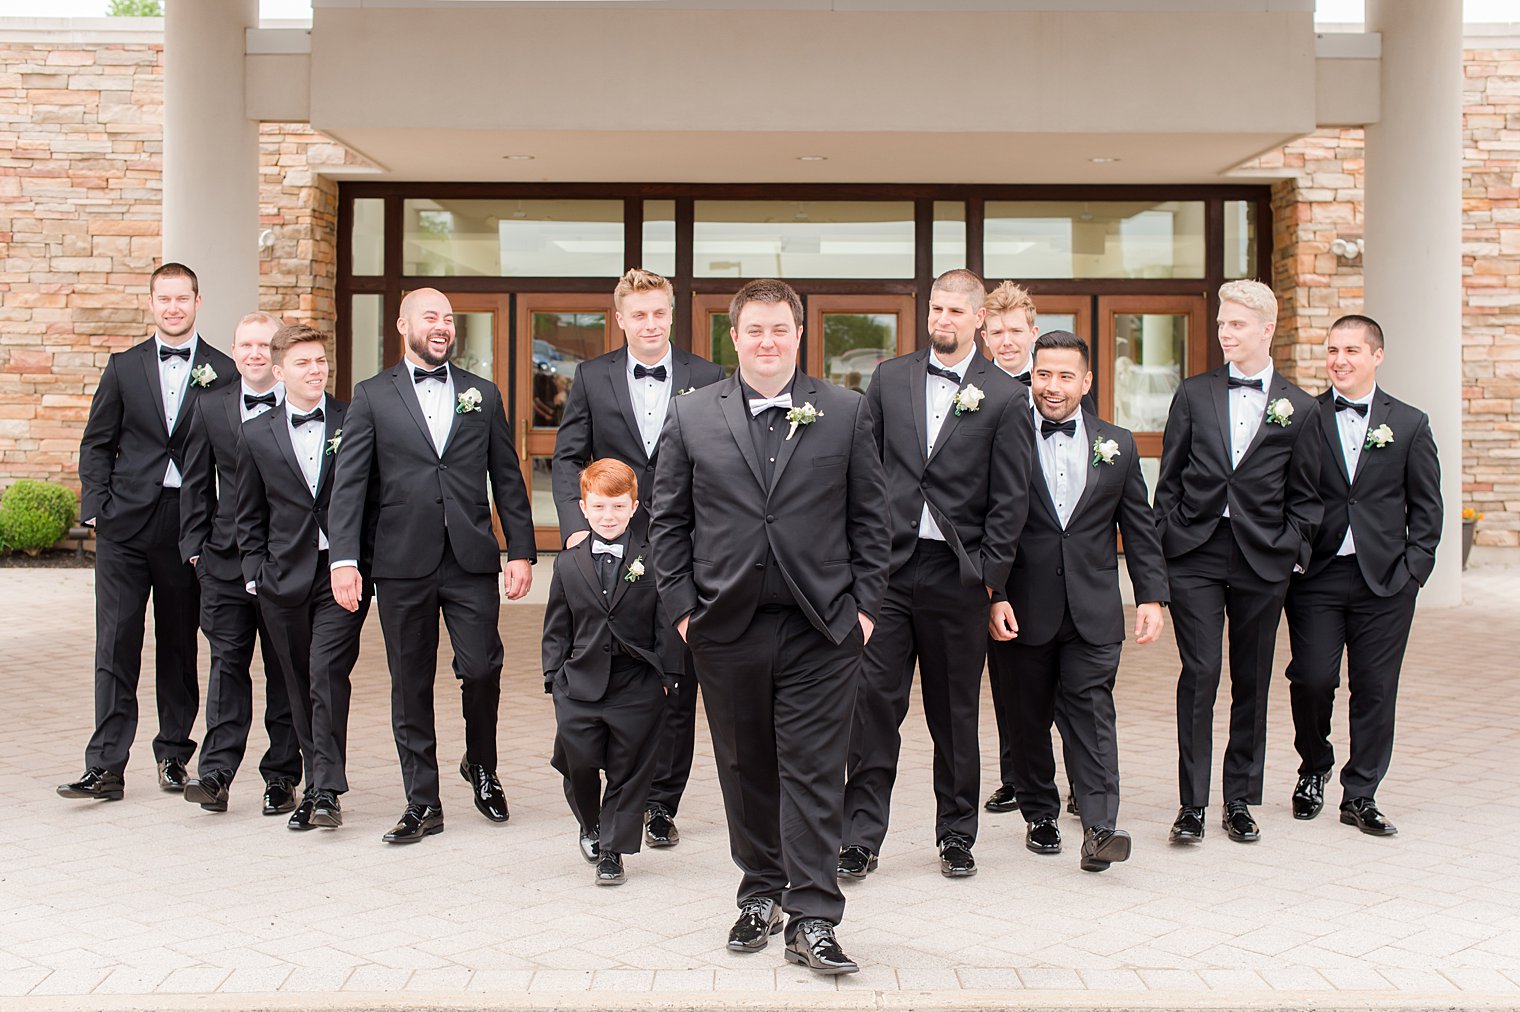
[1330,237,1363,260]
[257,228,275,254]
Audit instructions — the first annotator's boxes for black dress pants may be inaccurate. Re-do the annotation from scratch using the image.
[87,490,200,773]
[986,639,1019,789]
[645,643,698,817]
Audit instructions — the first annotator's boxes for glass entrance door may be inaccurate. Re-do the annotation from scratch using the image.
[431,293,510,548]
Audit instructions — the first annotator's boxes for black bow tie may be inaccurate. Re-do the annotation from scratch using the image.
[1012,371,1032,387]
[291,407,324,427]
[926,363,962,384]
[159,345,192,361]
[244,392,277,410]
[633,364,668,382]
[414,364,448,384]
[1334,395,1369,417]
[1041,418,1077,439]
[1227,375,1264,391]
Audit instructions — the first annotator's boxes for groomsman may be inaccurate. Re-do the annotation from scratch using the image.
[1283,315,1441,836]
[177,311,302,814]
[652,279,889,974]
[1155,279,1322,845]
[839,268,1031,880]
[552,268,724,849]
[237,325,374,831]
[983,280,1039,387]
[328,287,536,844]
[61,263,234,801]
[991,331,1168,871]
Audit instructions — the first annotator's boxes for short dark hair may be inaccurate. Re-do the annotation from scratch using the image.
[150,262,199,296]
[931,268,987,310]
[1330,313,1385,351]
[729,279,804,330]
[1032,330,1090,370]
[270,323,328,364]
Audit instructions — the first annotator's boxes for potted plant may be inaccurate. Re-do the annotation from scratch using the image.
[1461,507,1483,570]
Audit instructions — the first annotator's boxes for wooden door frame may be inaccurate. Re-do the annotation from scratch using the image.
[1096,293,1207,457]
[690,293,734,370]
[804,294,916,383]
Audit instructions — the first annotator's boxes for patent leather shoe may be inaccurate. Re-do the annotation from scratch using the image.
[595,852,625,885]
[1026,817,1062,854]
[310,790,342,828]
[1340,797,1397,836]
[1223,800,1260,842]
[287,791,316,832]
[783,918,859,975]
[579,826,600,864]
[984,783,1019,813]
[836,844,878,880]
[183,769,232,812]
[727,897,783,952]
[157,758,189,792]
[1170,806,1206,843]
[382,803,444,844]
[1292,772,1327,820]
[459,756,509,823]
[263,778,297,816]
[57,767,123,801]
[1080,827,1132,872]
[644,803,679,847]
[938,833,977,877]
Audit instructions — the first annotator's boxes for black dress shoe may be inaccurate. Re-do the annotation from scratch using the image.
[1292,772,1328,820]
[1340,797,1397,836]
[1169,806,1206,843]
[57,767,124,801]
[263,778,298,816]
[1025,818,1062,854]
[287,792,316,832]
[984,783,1019,813]
[382,803,444,844]
[783,918,859,975]
[459,756,509,823]
[183,769,233,812]
[595,852,625,886]
[157,758,189,792]
[579,826,600,864]
[1080,827,1132,872]
[1223,800,1261,842]
[938,833,977,877]
[727,897,783,952]
[644,803,679,847]
[310,790,342,828]
[836,844,878,880]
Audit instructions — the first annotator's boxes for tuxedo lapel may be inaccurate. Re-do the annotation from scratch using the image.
[1320,392,1352,485]
[609,530,647,610]
[1209,368,1232,465]
[1028,440,1061,525]
[908,351,929,468]
[389,365,439,458]
[316,400,344,497]
[270,409,309,495]
[607,349,646,459]
[570,541,608,611]
[1353,389,1393,484]
[671,349,693,398]
[927,355,987,467]
[174,342,217,438]
[768,373,817,494]
[718,377,767,492]
[221,384,243,443]
[1067,417,1107,522]
[1238,372,1289,464]
[139,342,169,438]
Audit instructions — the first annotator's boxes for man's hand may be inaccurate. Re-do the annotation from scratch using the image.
[503,559,532,600]
[331,566,363,612]
[989,600,1019,641]
[676,616,689,642]
[1134,602,1164,645]
[565,530,590,549]
[858,612,875,645]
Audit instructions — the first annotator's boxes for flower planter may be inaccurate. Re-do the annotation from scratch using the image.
[1462,520,1475,570]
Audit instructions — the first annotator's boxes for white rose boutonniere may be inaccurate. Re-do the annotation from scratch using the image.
[1365,423,1394,450]
[784,402,823,441]
[624,555,645,583]
[953,384,985,416]
[1091,437,1121,467]
[456,387,483,414]
[326,429,342,456]
[677,386,697,396]
[190,363,217,388]
[1266,397,1294,427]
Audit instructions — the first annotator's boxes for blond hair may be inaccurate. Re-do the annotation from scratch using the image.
[1218,280,1277,323]
[613,268,674,312]
[237,311,283,331]
[984,281,1036,328]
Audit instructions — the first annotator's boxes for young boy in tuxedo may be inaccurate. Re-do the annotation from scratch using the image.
[543,458,680,885]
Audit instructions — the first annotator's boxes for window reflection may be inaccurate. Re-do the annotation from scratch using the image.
[823,313,895,393]
[530,456,556,528]
[1112,313,1187,433]
[350,294,384,385]
[532,311,605,427]
[403,199,623,277]
[694,201,914,278]
[708,312,738,377]
[450,312,493,378]
[985,201,1205,279]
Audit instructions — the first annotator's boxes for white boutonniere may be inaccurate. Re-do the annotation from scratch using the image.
[953,384,985,416]
[1091,437,1121,467]
[784,402,823,441]
[190,363,217,388]
[1365,423,1394,450]
[1266,397,1294,427]
[623,555,645,583]
[326,429,342,456]
[455,387,482,414]
[677,386,697,396]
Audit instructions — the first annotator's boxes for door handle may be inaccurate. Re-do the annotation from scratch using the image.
[520,418,528,459]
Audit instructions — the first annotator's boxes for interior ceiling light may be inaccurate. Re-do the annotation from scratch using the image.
[1088,156,1121,163]
[503,154,535,161]
[797,155,828,162]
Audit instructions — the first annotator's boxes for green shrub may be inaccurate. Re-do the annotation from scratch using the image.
[0,480,78,555]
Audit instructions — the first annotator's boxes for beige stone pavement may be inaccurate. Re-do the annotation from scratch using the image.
[2,555,1518,1011]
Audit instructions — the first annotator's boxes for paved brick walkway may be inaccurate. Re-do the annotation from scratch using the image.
[2,559,1518,1010]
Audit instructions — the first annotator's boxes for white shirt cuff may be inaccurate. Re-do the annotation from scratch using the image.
[330,560,358,571]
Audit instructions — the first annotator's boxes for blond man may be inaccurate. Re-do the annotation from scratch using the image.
[983,281,1040,383]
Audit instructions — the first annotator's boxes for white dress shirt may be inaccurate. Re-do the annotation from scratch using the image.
[240,380,284,423]
[1333,385,1375,556]
[156,332,199,488]
[411,360,455,455]
[1223,361,1273,518]
[627,346,674,457]
[1035,406,1088,529]
[287,396,330,552]
[919,346,977,542]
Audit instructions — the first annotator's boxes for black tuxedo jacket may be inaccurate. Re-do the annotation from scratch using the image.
[1300,388,1442,595]
[1154,366,1323,582]
[179,383,268,581]
[866,349,1032,592]
[78,336,235,541]
[650,371,891,646]
[1006,419,1170,646]
[552,346,725,539]
[328,363,535,579]
[235,398,375,608]
[541,529,681,701]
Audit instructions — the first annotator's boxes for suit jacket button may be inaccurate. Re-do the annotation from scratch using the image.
[754,562,764,570]
[435,497,443,504]
[1056,567,1064,576]
[1062,532,1070,539]
[603,644,611,652]
[765,514,775,523]
[646,463,655,472]
[439,464,447,471]
[1348,498,1357,506]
